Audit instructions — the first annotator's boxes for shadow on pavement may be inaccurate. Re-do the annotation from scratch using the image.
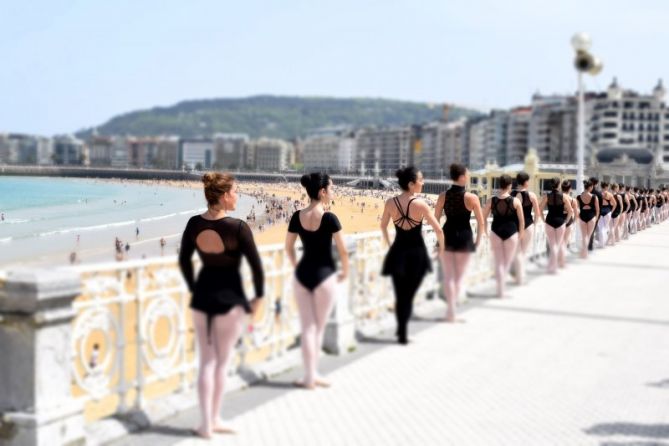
[585,422,669,439]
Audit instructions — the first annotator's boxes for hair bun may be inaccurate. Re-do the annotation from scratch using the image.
[300,174,311,188]
[395,169,403,179]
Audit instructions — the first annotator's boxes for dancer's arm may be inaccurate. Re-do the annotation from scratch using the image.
[466,192,486,244]
[330,214,349,282]
[563,194,574,221]
[530,191,544,222]
[434,192,445,225]
[285,212,300,268]
[513,197,525,239]
[380,199,392,247]
[178,218,196,292]
[419,200,444,253]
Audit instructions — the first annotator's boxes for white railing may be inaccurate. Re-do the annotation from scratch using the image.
[65,219,577,421]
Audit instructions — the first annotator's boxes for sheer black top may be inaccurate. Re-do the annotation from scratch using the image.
[442,185,475,252]
[511,190,534,228]
[545,190,566,228]
[179,215,264,303]
[491,196,519,240]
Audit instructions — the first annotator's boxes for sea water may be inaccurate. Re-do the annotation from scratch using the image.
[0,176,256,267]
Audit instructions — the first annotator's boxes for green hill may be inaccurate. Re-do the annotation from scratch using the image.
[76,96,482,139]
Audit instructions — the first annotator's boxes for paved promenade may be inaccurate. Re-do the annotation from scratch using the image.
[121,221,669,446]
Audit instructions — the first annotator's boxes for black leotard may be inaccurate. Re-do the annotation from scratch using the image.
[545,190,566,228]
[288,210,342,291]
[491,196,519,240]
[511,189,534,229]
[639,195,647,212]
[382,197,432,277]
[442,185,475,253]
[657,195,664,208]
[179,215,264,342]
[578,194,597,223]
[629,195,636,213]
[600,192,613,216]
[611,194,622,219]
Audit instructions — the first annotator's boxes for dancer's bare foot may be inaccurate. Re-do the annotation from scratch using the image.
[293,380,316,390]
[192,427,212,440]
[445,315,466,323]
[314,377,331,388]
[212,420,237,435]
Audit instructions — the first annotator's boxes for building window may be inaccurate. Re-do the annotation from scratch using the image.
[603,132,617,139]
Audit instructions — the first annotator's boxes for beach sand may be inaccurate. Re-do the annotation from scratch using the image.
[1,177,440,268]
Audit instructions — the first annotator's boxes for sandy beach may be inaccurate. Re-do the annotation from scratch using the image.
[0,176,440,268]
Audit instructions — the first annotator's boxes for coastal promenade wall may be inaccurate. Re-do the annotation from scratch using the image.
[0,222,555,446]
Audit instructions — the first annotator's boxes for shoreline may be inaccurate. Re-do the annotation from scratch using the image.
[0,173,440,269]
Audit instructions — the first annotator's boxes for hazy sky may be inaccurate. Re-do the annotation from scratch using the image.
[2,0,668,135]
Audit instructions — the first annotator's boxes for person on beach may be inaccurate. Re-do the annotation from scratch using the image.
[539,178,574,274]
[160,237,166,256]
[433,163,484,322]
[511,171,543,284]
[483,174,525,297]
[559,180,578,268]
[577,179,600,259]
[381,167,444,343]
[179,172,264,439]
[285,172,349,388]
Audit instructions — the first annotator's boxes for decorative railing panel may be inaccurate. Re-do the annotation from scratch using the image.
[65,219,562,422]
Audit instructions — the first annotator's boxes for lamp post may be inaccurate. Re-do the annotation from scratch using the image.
[571,32,603,192]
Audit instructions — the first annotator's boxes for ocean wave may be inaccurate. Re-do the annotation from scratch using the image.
[0,237,11,243]
[0,218,30,224]
[140,213,178,223]
[38,220,137,237]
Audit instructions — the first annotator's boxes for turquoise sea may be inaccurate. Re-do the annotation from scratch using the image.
[0,176,256,267]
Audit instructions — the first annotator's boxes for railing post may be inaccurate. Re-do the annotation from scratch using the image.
[0,269,86,446]
[323,238,357,355]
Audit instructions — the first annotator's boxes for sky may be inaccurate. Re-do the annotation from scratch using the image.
[2,0,669,135]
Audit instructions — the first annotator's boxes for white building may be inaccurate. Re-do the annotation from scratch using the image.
[528,94,578,164]
[180,139,214,170]
[303,133,356,173]
[354,127,412,177]
[213,133,249,170]
[53,135,85,165]
[505,107,531,165]
[247,138,292,171]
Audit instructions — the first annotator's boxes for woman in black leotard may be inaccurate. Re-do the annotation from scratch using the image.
[560,180,578,267]
[483,174,525,298]
[577,179,600,259]
[609,183,623,244]
[599,182,617,246]
[179,173,264,439]
[540,178,574,273]
[511,171,543,284]
[434,163,485,322]
[381,167,444,343]
[286,172,349,389]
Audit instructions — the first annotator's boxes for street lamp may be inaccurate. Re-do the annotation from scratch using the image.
[572,32,603,192]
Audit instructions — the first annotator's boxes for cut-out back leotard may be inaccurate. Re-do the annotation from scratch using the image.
[179,215,264,342]
[578,194,597,223]
[288,210,342,291]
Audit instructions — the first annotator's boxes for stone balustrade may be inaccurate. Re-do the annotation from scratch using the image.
[0,219,577,445]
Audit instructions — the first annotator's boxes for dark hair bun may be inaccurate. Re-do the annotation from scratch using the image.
[301,172,331,200]
[396,166,419,191]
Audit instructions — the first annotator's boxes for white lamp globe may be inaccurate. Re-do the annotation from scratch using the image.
[571,33,592,52]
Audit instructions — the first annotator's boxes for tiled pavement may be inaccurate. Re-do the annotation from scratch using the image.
[120,222,669,446]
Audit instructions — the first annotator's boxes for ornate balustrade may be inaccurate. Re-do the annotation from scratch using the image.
[0,219,586,445]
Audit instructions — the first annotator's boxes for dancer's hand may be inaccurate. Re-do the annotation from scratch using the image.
[250,297,263,316]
